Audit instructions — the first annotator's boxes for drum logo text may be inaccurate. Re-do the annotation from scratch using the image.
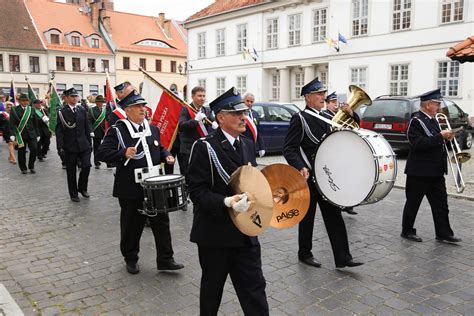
[276,209,300,223]
[250,211,262,228]
[323,165,340,192]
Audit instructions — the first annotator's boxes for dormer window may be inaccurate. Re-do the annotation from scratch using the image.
[136,39,172,48]
[65,31,82,46]
[71,36,81,46]
[51,34,60,44]
[44,28,62,45]
[91,38,99,48]
[85,34,101,49]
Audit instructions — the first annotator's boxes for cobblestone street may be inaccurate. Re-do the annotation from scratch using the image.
[1,142,473,315]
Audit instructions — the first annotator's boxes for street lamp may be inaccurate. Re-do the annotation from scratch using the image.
[178,63,183,75]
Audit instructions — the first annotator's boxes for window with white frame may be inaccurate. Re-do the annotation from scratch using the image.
[197,32,206,59]
[271,74,280,100]
[441,0,464,23]
[320,71,328,87]
[350,67,367,89]
[392,0,411,31]
[236,24,247,53]
[389,64,409,96]
[89,85,99,96]
[236,76,247,95]
[294,72,304,99]
[216,77,226,96]
[197,79,206,90]
[352,0,368,36]
[437,61,460,97]
[216,29,225,57]
[288,14,302,46]
[312,8,327,42]
[266,18,278,49]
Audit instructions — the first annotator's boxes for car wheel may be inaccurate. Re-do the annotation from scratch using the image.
[463,131,472,149]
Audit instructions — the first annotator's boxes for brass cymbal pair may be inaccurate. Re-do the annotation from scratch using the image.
[228,164,310,236]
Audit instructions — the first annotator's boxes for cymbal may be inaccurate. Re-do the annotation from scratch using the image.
[261,164,310,229]
[228,165,273,236]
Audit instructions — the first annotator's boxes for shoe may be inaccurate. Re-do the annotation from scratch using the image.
[9,158,17,164]
[401,233,422,242]
[157,260,184,271]
[95,165,100,169]
[21,170,27,174]
[70,197,80,202]
[336,260,364,269]
[29,169,36,174]
[436,236,462,243]
[79,191,90,198]
[126,262,140,274]
[344,208,358,215]
[38,157,44,162]
[299,257,322,268]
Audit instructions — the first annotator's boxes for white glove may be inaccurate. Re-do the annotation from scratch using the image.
[10,136,15,142]
[194,112,206,122]
[224,193,251,213]
[42,116,49,123]
[37,136,40,141]
[90,132,95,137]
[211,121,218,130]
[258,150,265,157]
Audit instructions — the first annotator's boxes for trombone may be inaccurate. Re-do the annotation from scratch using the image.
[435,113,471,193]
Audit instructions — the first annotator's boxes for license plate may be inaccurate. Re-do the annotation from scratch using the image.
[374,123,392,129]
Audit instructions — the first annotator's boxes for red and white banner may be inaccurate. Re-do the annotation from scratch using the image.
[141,75,184,150]
[105,72,118,129]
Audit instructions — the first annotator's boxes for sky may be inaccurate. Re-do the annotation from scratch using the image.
[113,0,215,21]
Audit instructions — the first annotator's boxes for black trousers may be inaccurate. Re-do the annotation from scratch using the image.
[118,198,174,265]
[402,176,454,238]
[197,244,269,316]
[178,153,189,180]
[92,137,102,166]
[38,131,50,158]
[298,180,352,265]
[17,137,37,171]
[65,150,91,198]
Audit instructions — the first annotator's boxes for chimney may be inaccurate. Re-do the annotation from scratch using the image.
[164,21,171,38]
[158,12,165,28]
[90,1,100,30]
[102,16,111,32]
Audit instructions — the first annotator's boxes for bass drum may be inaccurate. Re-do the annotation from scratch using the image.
[313,129,397,208]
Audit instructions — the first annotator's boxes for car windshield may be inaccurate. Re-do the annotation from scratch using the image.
[362,99,411,119]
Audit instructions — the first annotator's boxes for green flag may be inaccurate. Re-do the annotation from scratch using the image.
[48,85,61,133]
[27,80,37,106]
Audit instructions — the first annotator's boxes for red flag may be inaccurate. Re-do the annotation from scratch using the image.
[105,72,117,129]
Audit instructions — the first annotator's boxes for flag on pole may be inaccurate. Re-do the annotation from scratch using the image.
[48,83,61,133]
[9,77,16,105]
[140,69,187,150]
[338,32,348,44]
[105,71,116,110]
[26,78,37,104]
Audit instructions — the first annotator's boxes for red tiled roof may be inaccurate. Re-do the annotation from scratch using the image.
[102,10,187,56]
[0,0,45,50]
[446,36,474,63]
[186,0,264,22]
[26,0,112,55]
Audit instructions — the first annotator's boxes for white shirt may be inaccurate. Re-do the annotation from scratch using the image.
[128,119,145,132]
[221,129,240,149]
[68,105,76,112]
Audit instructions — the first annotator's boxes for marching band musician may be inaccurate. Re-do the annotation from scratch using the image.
[401,89,461,243]
[56,88,92,202]
[32,99,51,162]
[242,92,265,157]
[322,91,358,215]
[96,92,184,275]
[188,87,269,315]
[283,77,363,269]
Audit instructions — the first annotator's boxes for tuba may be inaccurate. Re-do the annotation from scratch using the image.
[332,85,372,129]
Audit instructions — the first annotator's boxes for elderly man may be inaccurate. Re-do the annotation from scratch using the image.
[283,77,363,269]
[401,88,461,243]
[188,87,269,315]
[97,92,183,274]
[242,92,265,157]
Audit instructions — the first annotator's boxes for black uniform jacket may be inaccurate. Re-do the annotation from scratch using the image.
[35,107,50,137]
[56,104,91,153]
[283,107,331,172]
[10,105,38,140]
[188,128,258,247]
[0,114,11,139]
[405,111,447,177]
[88,106,107,139]
[242,108,265,151]
[178,103,213,154]
[97,121,170,200]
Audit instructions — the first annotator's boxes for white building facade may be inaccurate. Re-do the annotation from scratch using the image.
[185,0,474,116]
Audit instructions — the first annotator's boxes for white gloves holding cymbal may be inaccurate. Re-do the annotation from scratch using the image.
[194,112,206,122]
[224,193,251,213]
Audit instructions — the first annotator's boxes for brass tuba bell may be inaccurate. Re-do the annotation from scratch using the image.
[332,85,372,129]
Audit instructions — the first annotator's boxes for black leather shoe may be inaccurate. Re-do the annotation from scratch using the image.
[299,257,322,268]
[29,169,36,174]
[80,191,90,198]
[436,236,462,243]
[157,260,184,271]
[336,260,364,268]
[21,170,27,174]
[344,208,358,215]
[126,262,140,274]
[38,157,44,162]
[401,233,423,242]
[71,197,80,202]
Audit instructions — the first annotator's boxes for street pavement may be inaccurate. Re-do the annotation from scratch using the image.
[0,141,473,315]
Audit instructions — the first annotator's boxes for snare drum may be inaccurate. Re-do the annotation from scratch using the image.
[313,129,397,208]
[141,174,187,215]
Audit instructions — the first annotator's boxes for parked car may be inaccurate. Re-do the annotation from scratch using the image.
[359,95,472,151]
[252,102,300,153]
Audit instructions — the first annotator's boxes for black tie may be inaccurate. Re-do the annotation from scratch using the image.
[234,139,240,151]
[138,125,144,132]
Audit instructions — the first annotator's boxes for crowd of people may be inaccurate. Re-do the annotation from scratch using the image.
[0,77,462,315]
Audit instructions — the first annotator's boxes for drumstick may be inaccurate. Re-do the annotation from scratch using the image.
[124,133,145,166]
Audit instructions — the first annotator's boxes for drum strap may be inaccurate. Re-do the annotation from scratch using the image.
[302,108,343,129]
[202,140,231,185]
[299,113,321,145]
[114,127,145,160]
